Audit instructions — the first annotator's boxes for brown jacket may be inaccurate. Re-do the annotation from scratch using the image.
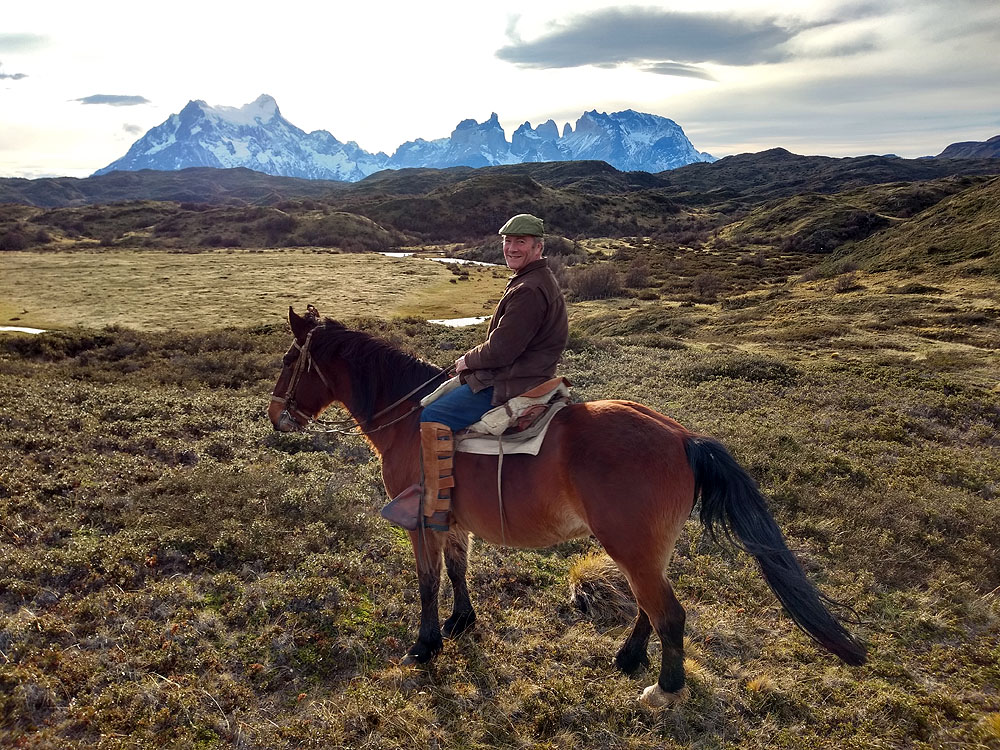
[462,258,568,405]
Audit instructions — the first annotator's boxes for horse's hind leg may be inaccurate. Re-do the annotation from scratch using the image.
[442,528,476,638]
[629,573,687,707]
[403,530,446,664]
[615,608,653,674]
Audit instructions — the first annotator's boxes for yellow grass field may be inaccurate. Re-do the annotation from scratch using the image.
[0,249,509,331]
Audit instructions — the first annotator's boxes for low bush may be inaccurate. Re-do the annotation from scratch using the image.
[569,264,622,300]
[0,229,28,251]
[623,261,651,288]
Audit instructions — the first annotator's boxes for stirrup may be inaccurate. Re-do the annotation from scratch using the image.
[380,484,421,531]
[424,510,450,533]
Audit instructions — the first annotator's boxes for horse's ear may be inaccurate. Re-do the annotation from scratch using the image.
[288,306,316,340]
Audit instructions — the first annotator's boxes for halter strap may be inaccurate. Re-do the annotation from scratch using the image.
[273,326,451,434]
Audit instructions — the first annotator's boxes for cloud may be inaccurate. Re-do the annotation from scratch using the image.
[122,124,143,135]
[75,95,151,107]
[496,8,801,73]
[0,68,27,80]
[639,62,715,81]
[0,33,47,53]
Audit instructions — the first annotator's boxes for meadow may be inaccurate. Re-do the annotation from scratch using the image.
[0,249,509,331]
[1,241,999,749]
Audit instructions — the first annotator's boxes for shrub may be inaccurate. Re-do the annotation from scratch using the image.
[547,256,570,289]
[623,261,650,288]
[720,294,762,310]
[833,272,863,293]
[568,553,635,626]
[692,272,722,301]
[200,234,243,248]
[543,236,587,265]
[0,230,28,251]
[678,352,800,384]
[569,264,622,300]
[257,212,298,242]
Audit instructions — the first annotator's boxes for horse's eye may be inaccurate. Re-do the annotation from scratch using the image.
[283,352,297,366]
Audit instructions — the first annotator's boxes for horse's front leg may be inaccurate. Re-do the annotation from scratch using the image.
[402,530,446,664]
[442,528,476,638]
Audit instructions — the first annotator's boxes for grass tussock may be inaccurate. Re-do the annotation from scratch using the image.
[567,553,636,627]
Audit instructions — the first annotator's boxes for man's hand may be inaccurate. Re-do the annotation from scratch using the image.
[454,355,468,373]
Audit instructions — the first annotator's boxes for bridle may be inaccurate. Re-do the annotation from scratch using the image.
[269,328,336,432]
[270,327,453,435]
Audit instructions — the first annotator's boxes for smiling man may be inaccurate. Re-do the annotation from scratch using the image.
[381,213,569,532]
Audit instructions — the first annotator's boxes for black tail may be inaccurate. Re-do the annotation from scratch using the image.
[685,434,867,666]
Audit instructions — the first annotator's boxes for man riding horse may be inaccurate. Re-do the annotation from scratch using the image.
[380,213,569,532]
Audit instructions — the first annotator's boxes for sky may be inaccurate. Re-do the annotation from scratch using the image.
[2,0,999,179]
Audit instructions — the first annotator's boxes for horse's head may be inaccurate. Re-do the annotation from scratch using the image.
[268,305,342,432]
[268,306,446,436]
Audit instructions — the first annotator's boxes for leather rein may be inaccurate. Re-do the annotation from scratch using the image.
[270,328,451,436]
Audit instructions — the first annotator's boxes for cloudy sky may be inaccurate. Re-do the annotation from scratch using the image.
[2,0,999,178]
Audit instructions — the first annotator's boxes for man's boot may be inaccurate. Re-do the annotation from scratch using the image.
[380,421,454,532]
[420,421,454,532]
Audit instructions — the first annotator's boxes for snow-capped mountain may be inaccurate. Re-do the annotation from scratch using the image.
[561,109,715,172]
[95,95,389,181]
[95,96,715,181]
[391,113,521,169]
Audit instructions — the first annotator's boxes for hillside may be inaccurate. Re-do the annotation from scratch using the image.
[936,134,1000,159]
[658,149,1000,205]
[715,177,986,254]
[341,172,686,242]
[7,150,1000,211]
[834,176,1000,275]
[0,167,347,208]
[0,200,419,253]
[4,154,1000,273]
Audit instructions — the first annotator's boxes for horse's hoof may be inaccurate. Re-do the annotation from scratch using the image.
[639,684,689,709]
[442,611,477,639]
[400,640,442,665]
[614,649,650,676]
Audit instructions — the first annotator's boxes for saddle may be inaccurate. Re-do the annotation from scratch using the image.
[420,376,572,456]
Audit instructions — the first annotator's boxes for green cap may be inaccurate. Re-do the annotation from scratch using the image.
[499,213,544,237]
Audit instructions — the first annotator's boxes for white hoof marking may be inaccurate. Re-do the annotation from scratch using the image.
[639,684,689,708]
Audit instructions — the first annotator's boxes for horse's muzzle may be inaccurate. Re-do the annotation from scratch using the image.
[275,409,304,433]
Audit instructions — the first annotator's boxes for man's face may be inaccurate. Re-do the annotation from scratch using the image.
[502,234,543,272]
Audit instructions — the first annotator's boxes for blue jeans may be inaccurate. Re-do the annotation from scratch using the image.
[421,384,495,431]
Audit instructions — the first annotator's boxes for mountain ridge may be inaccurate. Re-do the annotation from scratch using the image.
[94,96,715,181]
[935,134,1000,159]
[7,150,1000,209]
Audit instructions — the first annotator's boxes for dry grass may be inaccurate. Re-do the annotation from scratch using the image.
[0,248,507,330]
[567,553,636,626]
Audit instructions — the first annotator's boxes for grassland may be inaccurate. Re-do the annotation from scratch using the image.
[1,242,999,749]
[0,249,508,330]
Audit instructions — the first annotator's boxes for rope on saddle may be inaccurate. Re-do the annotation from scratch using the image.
[496,435,509,547]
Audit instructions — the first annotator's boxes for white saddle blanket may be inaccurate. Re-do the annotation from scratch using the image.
[420,376,571,456]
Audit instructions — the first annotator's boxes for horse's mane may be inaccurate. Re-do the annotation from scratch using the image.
[309,318,445,427]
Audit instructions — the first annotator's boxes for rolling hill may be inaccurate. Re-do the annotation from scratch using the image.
[834,176,1000,275]
[716,176,987,254]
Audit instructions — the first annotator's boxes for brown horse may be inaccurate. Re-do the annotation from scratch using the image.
[267,307,866,707]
